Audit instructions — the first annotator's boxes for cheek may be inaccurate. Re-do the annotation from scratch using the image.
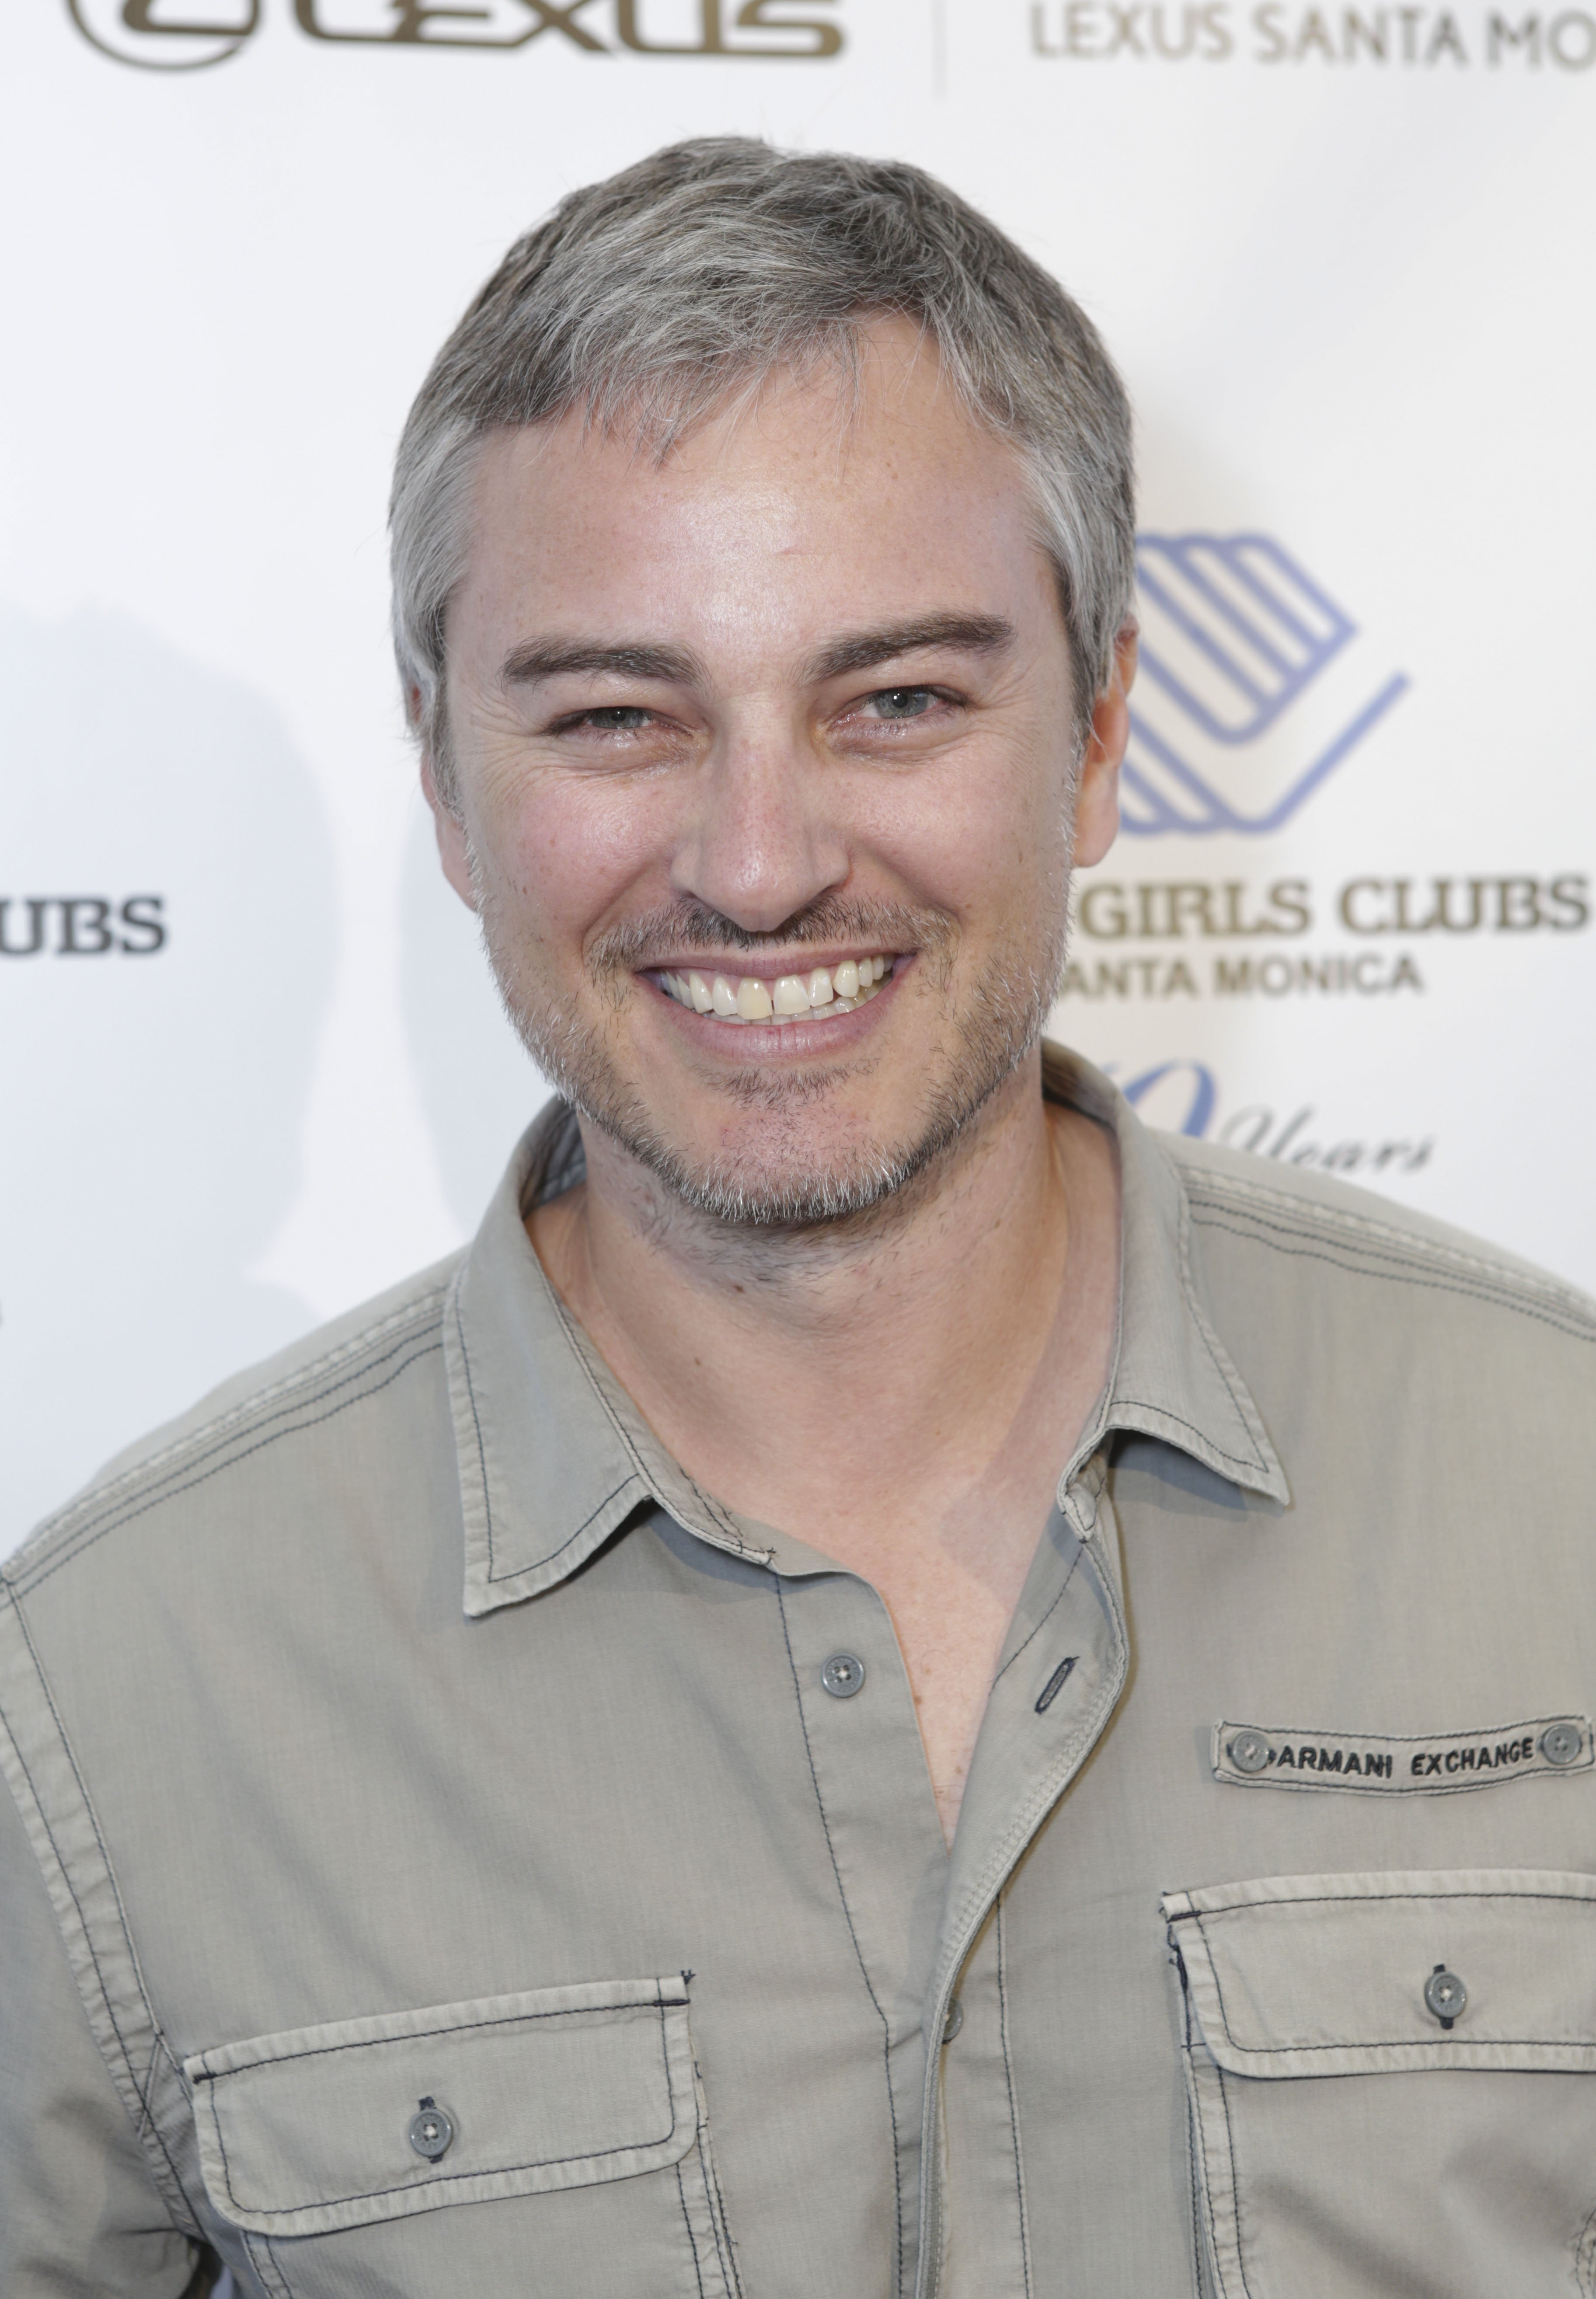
[476,776,677,936]
[861,743,1070,919]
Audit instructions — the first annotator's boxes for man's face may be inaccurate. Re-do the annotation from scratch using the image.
[432,320,1127,1228]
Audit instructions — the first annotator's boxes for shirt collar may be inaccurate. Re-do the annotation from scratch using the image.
[1042,1043,1287,1506]
[448,1043,1287,1619]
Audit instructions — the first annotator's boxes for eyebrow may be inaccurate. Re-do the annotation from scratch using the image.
[500,638,706,688]
[498,613,1015,696]
[803,614,1016,685]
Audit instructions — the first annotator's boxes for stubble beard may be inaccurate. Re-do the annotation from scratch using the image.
[477,875,1074,1237]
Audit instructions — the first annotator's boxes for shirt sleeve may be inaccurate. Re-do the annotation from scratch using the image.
[0,1777,216,2297]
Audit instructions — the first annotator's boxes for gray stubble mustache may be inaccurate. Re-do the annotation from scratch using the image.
[585,896,958,978]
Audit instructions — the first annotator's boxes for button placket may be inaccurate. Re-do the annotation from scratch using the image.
[916,1469,1131,2299]
[928,1905,1034,2299]
[774,1572,949,2299]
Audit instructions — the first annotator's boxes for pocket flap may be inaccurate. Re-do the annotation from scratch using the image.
[1164,1870,1596,2076]
[183,1975,698,2236]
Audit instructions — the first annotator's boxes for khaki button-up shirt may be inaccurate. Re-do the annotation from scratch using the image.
[5,1046,1596,2299]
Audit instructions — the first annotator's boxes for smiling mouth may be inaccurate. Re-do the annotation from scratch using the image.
[651,954,896,1025]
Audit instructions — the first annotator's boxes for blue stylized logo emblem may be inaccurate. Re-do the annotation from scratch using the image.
[1122,534,1408,836]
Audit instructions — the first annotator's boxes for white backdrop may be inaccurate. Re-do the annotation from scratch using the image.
[3,0,1593,1546]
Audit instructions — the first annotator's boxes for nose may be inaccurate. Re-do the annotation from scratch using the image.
[670,716,849,935]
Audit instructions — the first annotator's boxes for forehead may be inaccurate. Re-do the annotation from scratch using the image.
[456,321,1056,653]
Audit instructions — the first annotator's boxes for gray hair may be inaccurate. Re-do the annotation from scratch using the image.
[390,138,1135,806]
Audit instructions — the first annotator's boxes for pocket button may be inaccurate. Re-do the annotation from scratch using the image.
[1228,1729,1272,1774]
[408,2099,455,2161]
[1423,1966,1466,2028]
[1540,1721,1583,1766]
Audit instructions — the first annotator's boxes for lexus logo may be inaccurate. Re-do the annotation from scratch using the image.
[66,0,843,67]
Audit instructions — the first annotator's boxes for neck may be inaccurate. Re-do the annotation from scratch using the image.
[529,1050,1115,1545]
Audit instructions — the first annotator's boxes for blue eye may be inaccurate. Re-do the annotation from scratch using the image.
[582,707,652,731]
[870,687,935,719]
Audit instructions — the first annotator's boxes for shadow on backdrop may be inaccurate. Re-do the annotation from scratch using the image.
[401,797,554,1239]
[0,606,335,1547]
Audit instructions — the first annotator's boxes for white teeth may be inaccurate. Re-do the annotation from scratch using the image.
[736,976,774,1021]
[661,956,893,1025]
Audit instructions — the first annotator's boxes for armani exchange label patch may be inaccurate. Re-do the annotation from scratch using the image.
[1213,1716,1593,1793]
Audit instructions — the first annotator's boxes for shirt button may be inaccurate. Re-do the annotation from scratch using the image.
[1540,1721,1584,1766]
[821,1653,866,1698]
[408,2100,455,2161]
[1424,1966,1466,2028]
[1228,1729,1272,1774]
[942,1998,964,2043]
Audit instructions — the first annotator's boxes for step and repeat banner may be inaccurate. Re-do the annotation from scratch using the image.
[2,0,1593,1543]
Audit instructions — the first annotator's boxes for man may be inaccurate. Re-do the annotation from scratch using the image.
[4,140,1595,2299]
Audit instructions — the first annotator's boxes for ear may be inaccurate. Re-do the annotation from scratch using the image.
[1073,620,1138,870]
[420,749,478,914]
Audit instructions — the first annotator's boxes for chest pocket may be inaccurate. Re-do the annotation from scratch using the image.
[1164,1870,1596,2299]
[183,1975,736,2299]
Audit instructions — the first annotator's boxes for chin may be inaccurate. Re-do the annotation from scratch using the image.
[598,1089,977,1234]
[651,1153,917,1231]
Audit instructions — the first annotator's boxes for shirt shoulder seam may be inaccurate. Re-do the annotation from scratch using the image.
[1179,1164,1591,1304]
[1186,1193,1596,1343]
[5,1282,454,1595]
